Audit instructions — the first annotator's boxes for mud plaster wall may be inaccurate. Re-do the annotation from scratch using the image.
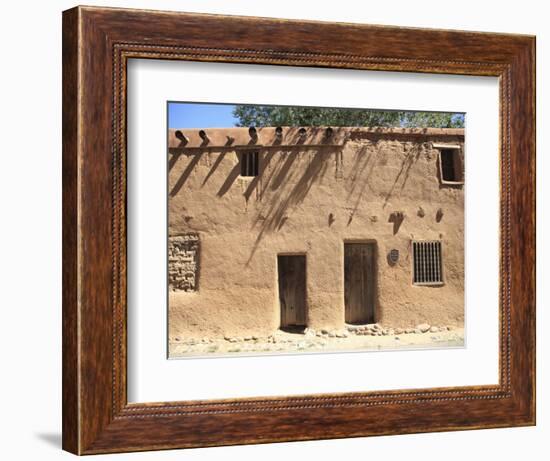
[168,128,464,339]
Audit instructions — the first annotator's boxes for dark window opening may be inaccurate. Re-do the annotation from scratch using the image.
[440,149,463,183]
[240,151,259,177]
[412,240,443,285]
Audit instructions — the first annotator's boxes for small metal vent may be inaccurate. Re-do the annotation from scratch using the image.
[412,240,443,285]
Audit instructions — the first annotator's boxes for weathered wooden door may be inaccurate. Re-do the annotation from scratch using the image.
[278,255,307,328]
[344,243,376,324]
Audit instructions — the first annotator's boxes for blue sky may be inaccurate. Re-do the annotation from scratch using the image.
[168,102,238,129]
[168,101,464,129]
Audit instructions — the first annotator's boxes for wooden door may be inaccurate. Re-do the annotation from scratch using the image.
[278,255,307,328]
[344,243,376,324]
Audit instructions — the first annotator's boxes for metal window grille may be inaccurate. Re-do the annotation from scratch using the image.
[240,151,259,176]
[412,240,443,285]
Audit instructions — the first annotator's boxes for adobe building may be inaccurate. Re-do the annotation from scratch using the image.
[167,126,464,341]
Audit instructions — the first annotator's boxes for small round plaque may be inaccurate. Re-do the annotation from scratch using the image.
[389,249,399,264]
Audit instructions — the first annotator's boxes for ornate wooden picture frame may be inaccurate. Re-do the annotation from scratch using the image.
[62,5,535,455]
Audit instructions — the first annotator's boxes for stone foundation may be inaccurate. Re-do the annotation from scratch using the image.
[173,322,455,345]
[169,323,464,357]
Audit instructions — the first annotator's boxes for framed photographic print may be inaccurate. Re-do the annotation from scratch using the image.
[164,102,466,360]
[62,5,535,455]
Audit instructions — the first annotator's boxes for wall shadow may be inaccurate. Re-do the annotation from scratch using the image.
[216,163,241,197]
[168,151,182,172]
[270,150,300,190]
[243,151,277,202]
[246,149,330,264]
[202,151,227,186]
[345,145,376,225]
[170,152,203,197]
[382,142,422,208]
[168,142,384,266]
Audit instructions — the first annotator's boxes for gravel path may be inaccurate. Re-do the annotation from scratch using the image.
[169,325,464,358]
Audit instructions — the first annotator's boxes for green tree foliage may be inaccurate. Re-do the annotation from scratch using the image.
[233,105,464,128]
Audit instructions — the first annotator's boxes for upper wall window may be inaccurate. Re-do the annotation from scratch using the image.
[240,150,259,177]
[434,144,464,185]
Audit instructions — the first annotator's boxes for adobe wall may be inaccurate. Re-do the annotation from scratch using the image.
[167,127,464,339]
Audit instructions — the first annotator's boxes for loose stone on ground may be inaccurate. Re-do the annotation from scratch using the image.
[170,324,463,357]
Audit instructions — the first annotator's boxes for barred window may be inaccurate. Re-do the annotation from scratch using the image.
[240,150,259,177]
[412,240,443,285]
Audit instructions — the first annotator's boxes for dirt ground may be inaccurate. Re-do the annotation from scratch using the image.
[169,325,465,358]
